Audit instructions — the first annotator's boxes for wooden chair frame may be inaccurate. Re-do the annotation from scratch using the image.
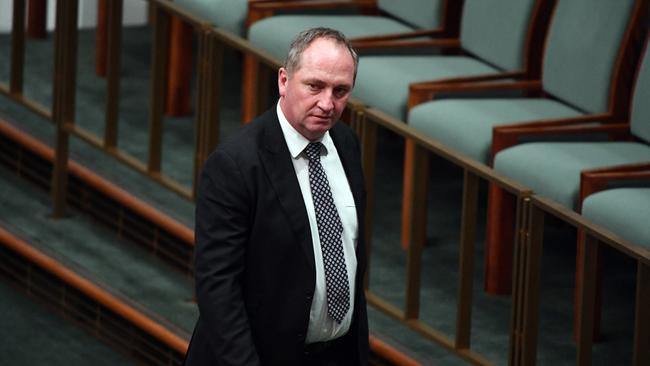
[400,0,649,297]
[393,0,555,251]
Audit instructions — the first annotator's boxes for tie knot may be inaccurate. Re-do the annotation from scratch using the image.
[304,142,323,161]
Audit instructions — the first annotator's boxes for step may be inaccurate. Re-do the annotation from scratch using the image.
[0,225,187,365]
[0,278,136,365]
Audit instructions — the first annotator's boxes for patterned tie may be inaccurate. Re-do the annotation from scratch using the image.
[304,142,350,323]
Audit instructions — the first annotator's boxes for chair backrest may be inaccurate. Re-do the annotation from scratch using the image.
[175,0,249,36]
[631,37,650,143]
[542,0,638,114]
[459,0,540,72]
[377,0,444,29]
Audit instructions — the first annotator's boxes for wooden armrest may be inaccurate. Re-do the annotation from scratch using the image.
[247,0,376,26]
[579,162,650,211]
[408,78,541,108]
[491,118,627,157]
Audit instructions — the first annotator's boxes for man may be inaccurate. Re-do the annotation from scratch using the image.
[184,28,368,366]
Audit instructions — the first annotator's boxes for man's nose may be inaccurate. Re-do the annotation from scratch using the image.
[317,91,334,113]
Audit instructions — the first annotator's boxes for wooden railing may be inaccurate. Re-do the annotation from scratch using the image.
[529,195,650,366]
[355,107,534,365]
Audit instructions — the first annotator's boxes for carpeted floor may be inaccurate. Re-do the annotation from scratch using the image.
[0,278,136,365]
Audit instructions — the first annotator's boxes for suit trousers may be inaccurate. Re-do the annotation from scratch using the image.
[301,337,356,366]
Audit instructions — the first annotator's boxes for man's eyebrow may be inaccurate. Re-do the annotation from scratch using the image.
[302,78,325,85]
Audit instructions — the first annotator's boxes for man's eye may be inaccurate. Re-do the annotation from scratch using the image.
[307,83,319,90]
[334,88,349,97]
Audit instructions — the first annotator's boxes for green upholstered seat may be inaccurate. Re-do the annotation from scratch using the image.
[582,188,650,249]
[408,0,636,159]
[248,0,442,57]
[248,15,419,60]
[409,98,582,162]
[354,0,539,119]
[494,143,650,209]
[493,6,650,211]
[174,0,248,36]
[354,57,502,119]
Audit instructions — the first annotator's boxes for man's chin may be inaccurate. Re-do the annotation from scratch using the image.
[303,124,333,140]
[309,116,334,124]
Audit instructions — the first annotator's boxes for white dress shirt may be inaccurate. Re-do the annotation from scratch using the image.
[276,102,358,343]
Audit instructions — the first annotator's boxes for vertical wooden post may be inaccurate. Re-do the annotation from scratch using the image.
[27,0,47,39]
[165,16,193,117]
[51,0,78,217]
[358,111,377,290]
[520,199,542,366]
[103,0,123,149]
[632,262,649,366]
[95,0,108,77]
[193,27,223,198]
[455,169,479,349]
[404,143,429,320]
[241,54,260,123]
[509,194,529,366]
[147,5,170,175]
[11,0,26,94]
[401,139,415,248]
[485,183,516,294]
[576,234,599,366]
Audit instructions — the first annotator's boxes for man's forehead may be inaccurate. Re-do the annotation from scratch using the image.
[295,41,354,74]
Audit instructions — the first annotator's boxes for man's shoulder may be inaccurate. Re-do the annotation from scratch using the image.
[331,120,356,137]
[330,120,360,151]
[207,108,277,162]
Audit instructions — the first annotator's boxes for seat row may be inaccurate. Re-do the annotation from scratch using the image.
[170,0,650,347]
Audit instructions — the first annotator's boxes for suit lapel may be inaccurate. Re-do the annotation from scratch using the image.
[330,124,364,225]
[330,124,366,274]
[258,110,315,271]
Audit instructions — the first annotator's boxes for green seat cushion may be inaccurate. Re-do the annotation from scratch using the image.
[353,56,500,119]
[248,15,417,60]
[494,142,650,209]
[408,98,583,162]
[582,188,650,249]
[174,0,248,36]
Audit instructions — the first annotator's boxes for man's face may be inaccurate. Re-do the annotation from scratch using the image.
[278,38,355,141]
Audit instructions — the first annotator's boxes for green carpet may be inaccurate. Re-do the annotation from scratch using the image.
[0,279,136,365]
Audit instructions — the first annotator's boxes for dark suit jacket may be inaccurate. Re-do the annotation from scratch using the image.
[184,108,369,366]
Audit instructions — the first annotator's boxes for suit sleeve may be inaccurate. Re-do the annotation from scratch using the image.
[194,148,261,366]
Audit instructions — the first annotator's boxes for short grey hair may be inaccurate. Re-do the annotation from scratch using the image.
[284,27,359,83]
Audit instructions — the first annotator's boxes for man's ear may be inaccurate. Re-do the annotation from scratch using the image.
[278,67,289,97]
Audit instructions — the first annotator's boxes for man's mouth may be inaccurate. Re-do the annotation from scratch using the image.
[311,114,331,121]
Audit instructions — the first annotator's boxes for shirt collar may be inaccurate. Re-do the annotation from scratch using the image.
[276,101,333,159]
